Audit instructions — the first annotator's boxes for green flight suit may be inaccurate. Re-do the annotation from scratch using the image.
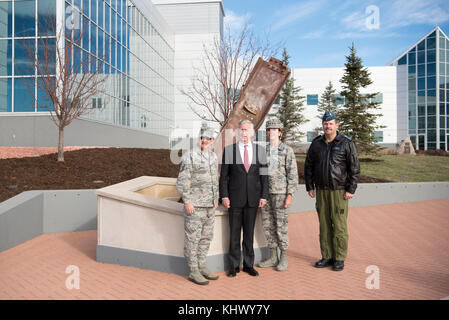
[315,189,349,261]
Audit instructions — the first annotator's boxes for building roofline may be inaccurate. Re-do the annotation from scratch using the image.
[152,0,225,16]
[387,26,447,66]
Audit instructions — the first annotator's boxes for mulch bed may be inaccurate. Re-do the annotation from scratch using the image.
[0,148,389,203]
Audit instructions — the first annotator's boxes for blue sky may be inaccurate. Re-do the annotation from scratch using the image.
[222,0,449,68]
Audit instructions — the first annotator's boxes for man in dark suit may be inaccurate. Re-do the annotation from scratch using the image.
[220,120,269,277]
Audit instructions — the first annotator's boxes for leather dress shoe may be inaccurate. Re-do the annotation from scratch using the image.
[242,266,259,276]
[333,260,344,271]
[314,258,334,268]
[227,269,236,277]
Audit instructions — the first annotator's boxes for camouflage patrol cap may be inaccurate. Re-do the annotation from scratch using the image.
[322,111,338,122]
[200,127,215,139]
[266,118,283,129]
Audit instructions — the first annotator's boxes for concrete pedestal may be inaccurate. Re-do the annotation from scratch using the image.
[96,176,268,275]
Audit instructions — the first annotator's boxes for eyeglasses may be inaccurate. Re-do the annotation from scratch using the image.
[200,136,213,141]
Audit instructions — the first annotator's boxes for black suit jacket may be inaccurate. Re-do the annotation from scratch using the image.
[219,142,269,208]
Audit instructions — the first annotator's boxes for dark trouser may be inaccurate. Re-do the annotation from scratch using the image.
[316,189,349,261]
[228,205,258,269]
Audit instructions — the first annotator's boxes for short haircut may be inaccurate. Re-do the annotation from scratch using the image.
[238,119,254,129]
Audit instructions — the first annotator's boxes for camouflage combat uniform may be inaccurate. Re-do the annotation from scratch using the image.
[176,148,219,271]
[262,142,298,251]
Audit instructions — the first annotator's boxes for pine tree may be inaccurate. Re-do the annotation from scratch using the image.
[270,48,307,143]
[316,80,339,120]
[338,44,385,154]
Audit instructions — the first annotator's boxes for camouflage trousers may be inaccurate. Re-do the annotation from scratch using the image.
[261,194,289,250]
[184,207,215,270]
[315,189,349,261]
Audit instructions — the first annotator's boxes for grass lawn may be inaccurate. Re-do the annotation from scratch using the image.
[296,154,449,182]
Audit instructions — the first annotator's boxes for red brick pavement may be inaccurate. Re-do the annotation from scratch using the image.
[0,199,448,300]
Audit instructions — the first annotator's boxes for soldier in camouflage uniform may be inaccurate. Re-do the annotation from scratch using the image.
[258,118,298,271]
[176,126,220,285]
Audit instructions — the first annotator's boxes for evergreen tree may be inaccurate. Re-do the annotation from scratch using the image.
[270,48,307,143]
[316,80,339,120]
[313,80,339,138]
[338,44,385,154]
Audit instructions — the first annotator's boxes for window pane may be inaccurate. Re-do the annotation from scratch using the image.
[91,24,97,55]
[38,0,56,36]
[82,0,89,16]
[427,37,436,50]
[427,49,436,63]
[0,40,13,76]
[14,77,35,112]
[427,76,436,89]
[427,63,436,76]
[408,117,416,130]
[82,17,89,50]
[418,64,425,77]
[91,0,97,24]
[398,55,406,65]
[15,38,35,75]
[37,76,54,111]
[307,94,318,105]
[37,37,56,75]
[418,77,425,90]
[98,0,104,29]
[0,1,13,37]
[408,52,416,65]
[105,4,110,34]
[0,78,12,112]
[15,0,36,37]
[408,77,416,90]
[418,51,425,64]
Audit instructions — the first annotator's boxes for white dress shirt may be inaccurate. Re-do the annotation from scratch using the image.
[238,141,253,165]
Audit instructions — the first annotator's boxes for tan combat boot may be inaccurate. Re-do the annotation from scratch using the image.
[199,266,219,280]
[188,268,209,285]
[258,248,279,268]
[276,250,288,271]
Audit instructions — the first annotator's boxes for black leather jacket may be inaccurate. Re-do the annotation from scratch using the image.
[304,132,360,194]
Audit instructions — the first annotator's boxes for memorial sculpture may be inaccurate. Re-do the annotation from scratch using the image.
[96,57,291,275]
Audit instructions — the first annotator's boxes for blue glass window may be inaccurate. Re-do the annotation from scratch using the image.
[408,104,416,117]
[398,55,406,65]
[91,24,97,55]
[98,29,104,58]
[408,65,416,76]
[117,18,122,44]
[111,10,116,37]
[427,50,436,63]
[427,63,436,76]
[0,40,13,76]
[116,43,121,70]
[408,52,416,65]
[105,4,110,34]
[91,0,97,23]
[0,1,13,37]
[37,77,54,111]
[82,0,89,16]
[427,89,436,97]
[14,77,35,112]
[37,37,56,75]
[15,38,35,75]
[307,94,318,105]
[105,34,110,63]
[418,77,425,90]
[15,0,36,37]
[82,17,89,50]
[74,0,81,11]
[418,64,425,77]
[373,131,383,142]
[0,78,12,112]
[73,44,81,72]
[38,0,56,36]
[427,76,436,90]
[427,37,436,50]
[418,51,425,64]
[417,40,425,51]
[111,38,116,67]
[332,94,344,105]
[307,131,315,142]
[98,0,103,29]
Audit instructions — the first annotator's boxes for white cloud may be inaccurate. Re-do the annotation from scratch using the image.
[224,9,252,33]
[299,29,326,40]
[271,0,327,31]
[385,0,449,28]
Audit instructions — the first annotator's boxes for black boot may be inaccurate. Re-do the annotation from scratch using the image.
[332,260,344,271]
[314,258,334,268]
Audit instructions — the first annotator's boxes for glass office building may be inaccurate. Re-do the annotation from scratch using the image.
[390,27,449,150]
[0,0,174,137]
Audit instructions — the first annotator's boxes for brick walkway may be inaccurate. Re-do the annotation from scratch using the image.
[1,199,448,300]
